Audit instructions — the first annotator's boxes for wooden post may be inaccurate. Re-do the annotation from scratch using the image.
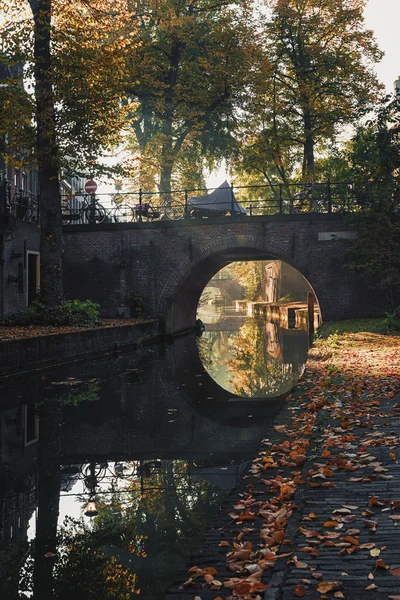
[307,291,315,347]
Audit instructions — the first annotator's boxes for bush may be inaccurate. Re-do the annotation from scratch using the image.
[2,299,100,327]
[128,292,148,319]
[382,306,400,332]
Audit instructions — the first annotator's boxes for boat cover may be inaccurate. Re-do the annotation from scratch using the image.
[188,180,246,215]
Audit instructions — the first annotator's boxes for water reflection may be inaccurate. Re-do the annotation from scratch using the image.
[197,307,309,398]
[0,333,290,600]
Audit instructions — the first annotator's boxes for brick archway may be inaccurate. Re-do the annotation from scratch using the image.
[63,214,367,334]
[159,243,327,335]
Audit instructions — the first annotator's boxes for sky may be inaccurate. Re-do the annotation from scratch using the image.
[364,0,400,94]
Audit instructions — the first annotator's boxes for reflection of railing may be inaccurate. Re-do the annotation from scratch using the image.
[59,459,237,516]
[6,184,40,224]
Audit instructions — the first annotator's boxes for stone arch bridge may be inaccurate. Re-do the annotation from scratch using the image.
[63,213,370,335]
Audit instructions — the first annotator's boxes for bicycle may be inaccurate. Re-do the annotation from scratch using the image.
[132,199,185,221]
[290,185,324,213]
[62,193,185,223]
[62,193,108,224]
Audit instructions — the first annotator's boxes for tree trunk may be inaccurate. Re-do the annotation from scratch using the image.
[302,109,315,178]
[30,0,63,306]
[159,153,173,198]
[33,400,62,600]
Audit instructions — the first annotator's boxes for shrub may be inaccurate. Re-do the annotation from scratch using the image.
[128,292,149,319]
[382,306,400,332]
[2,299,100,327]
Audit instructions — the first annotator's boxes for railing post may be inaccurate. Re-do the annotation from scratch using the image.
[307,291,315,347]
[184,189,188,218]
[279,184,283,215]
[327,178,332,213]
[90,192,96,222]
[230,184,234,216]
[138,188,143,222]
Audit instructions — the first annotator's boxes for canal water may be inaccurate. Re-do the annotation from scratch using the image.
[0,310,309,599]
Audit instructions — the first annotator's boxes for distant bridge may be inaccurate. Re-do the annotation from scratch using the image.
[63,212,373,335]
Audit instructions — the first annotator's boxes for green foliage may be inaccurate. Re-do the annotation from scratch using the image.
[325,332,341,349]
[124,0,254,191]
[381,307,400,332]
[235,0,383,184]
[2,299,100,327]
[61,383,100,406]
[318,319,386,338]
[128,293,149,319]
[230,261,265,301]
[341,97,400,310]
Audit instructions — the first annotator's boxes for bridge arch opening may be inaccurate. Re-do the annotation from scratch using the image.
[163,247,322,335]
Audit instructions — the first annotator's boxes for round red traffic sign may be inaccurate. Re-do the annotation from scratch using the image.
[85,179,97,194]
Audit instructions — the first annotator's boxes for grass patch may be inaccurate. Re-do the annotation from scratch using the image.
[317,318,386,338]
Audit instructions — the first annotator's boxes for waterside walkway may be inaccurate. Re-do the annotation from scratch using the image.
[165,322,400,600]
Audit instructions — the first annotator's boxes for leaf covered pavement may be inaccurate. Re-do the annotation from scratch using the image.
[165,324,400,600]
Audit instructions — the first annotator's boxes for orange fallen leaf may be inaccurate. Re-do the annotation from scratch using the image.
[376,559,389,569]
[324,521,339,528]
[317,581,339,593]
[293,584,307,597]
[203,567,218,575]
[390,567,400,576]
[233,581,252,597]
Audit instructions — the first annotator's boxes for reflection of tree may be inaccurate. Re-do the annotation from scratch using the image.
[20,461,225,600]
[51,516,139,600]
[224,320,297,397]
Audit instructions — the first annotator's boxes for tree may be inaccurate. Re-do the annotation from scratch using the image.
[1,0,137,307]
[246,0,383,180]
[230,261,265,301]
[345,97,400,310]
[124,0,254,194]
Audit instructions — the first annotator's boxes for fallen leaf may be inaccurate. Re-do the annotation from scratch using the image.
[293,584,307,597]
[317,581,339,593]
[390,567,400,576]
[376,558,389,569]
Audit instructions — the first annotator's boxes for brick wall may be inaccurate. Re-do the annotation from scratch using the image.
[63,214,379,334]
[1,221,40,316]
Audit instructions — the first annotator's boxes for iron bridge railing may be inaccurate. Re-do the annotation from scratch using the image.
[4,181,40,224]
[60,180,389,225]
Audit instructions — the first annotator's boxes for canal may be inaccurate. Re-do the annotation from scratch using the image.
[0,283,311,598]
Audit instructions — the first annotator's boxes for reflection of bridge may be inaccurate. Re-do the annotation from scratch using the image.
[63,213,369,335]
[0,335,286,467]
